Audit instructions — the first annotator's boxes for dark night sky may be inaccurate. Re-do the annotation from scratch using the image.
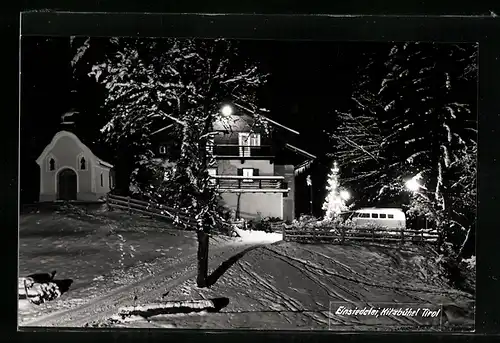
[20,37,387,214]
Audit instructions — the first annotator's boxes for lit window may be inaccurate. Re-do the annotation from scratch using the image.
[238,133,261,157]
[242,168,254,182]
[159,145,167,154]
[207,168,217,185]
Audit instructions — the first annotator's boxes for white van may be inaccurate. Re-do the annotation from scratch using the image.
[343,208,406,229]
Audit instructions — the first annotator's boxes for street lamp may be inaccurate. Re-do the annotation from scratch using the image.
[405,176,422,192]
[306,175,313,215]
[221,104,234,116]
[340,190,351,201]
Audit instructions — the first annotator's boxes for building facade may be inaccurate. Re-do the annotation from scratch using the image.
[35,130,114,202]
[153,107,315,221]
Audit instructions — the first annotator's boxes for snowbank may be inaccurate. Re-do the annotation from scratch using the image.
[234,228,283,244]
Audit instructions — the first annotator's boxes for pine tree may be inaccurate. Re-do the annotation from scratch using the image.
[327,42,477,257]
[322,161,348,220]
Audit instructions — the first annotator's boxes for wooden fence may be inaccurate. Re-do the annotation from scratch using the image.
[106,194,198,229]
[282,226,440,246]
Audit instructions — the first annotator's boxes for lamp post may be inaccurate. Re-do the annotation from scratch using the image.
[404,174,429,231]
[306,175,313,215]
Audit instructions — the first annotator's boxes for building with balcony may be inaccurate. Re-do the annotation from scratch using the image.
[152,106,316,222]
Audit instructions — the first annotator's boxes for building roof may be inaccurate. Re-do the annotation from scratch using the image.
[155,106,317,170]
[36,130,113,169]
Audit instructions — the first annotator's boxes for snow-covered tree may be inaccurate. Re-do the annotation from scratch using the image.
[72,37,268,287]
[322,161,348,220]
[327,42,477,257]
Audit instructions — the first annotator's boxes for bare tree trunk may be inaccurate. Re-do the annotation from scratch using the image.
[236,193,242,219]
[196,230,210,288]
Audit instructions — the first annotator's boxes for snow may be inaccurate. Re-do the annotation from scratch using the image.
[102,242,474,331]
[233,228,283,244]
[18,209,237,324]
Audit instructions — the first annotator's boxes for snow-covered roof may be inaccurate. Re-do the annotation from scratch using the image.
[36,130,114,169]
[285,144,317,160]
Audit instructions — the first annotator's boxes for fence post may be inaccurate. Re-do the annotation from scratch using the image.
[421,230,424,244]
[371,228,375,242]
[400,229,405,244]
[106,193,112,212]
[341,227,345,245]
[282,225,286,241]
[127,196,131,214]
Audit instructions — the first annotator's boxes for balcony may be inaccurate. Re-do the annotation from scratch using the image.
[210,175,289,193]
[211,144,274,159]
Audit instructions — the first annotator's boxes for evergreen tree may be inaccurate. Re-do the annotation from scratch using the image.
[322,161,348,220]
[327,42,477,258]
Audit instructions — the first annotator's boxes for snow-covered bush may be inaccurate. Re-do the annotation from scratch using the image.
[21,280,62,305]
[246,216,283,232]
[462,255,476,271]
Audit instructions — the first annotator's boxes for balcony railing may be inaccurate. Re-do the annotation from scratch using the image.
[211,144,274,158]
[210,175,289,193]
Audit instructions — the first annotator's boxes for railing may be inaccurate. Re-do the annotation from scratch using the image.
[211,144,274,158]
[283,226,440,246]
[211,175,288,193]
[106,194,198,229]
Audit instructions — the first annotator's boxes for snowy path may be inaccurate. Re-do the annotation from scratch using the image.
[21,240,262,327]
[97,241,474,331]
[18,210,236,325]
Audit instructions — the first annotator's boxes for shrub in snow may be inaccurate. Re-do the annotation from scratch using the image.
[21,280,62,305]
[462,255,476,270]
[246,216,283,232]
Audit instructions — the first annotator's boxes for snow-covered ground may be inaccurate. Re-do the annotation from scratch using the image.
[233,228,283,244]
[98,241,474,331]
[18,209,236,325]
[19,214,474,332]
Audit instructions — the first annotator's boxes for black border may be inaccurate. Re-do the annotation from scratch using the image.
[7,11,500,343]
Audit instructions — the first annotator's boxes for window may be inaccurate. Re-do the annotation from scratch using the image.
[379,213,387,219]
[359,213,370,218]
[159,145,167,154]
[206,137,215,155]
[371,213,379,218]
[388,214,394,219]
[80,157,86,170]
[242,168,254,182]
[109,174,114,189]
[207,168,217,185]
[48,158,55,171]
[100,173,104,187]
[238,133,261,157]
[282,182,289,197]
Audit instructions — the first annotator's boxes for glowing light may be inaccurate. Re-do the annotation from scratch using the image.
[405,177,422,192]
[221,104,233,116]
[340,190,351,201]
